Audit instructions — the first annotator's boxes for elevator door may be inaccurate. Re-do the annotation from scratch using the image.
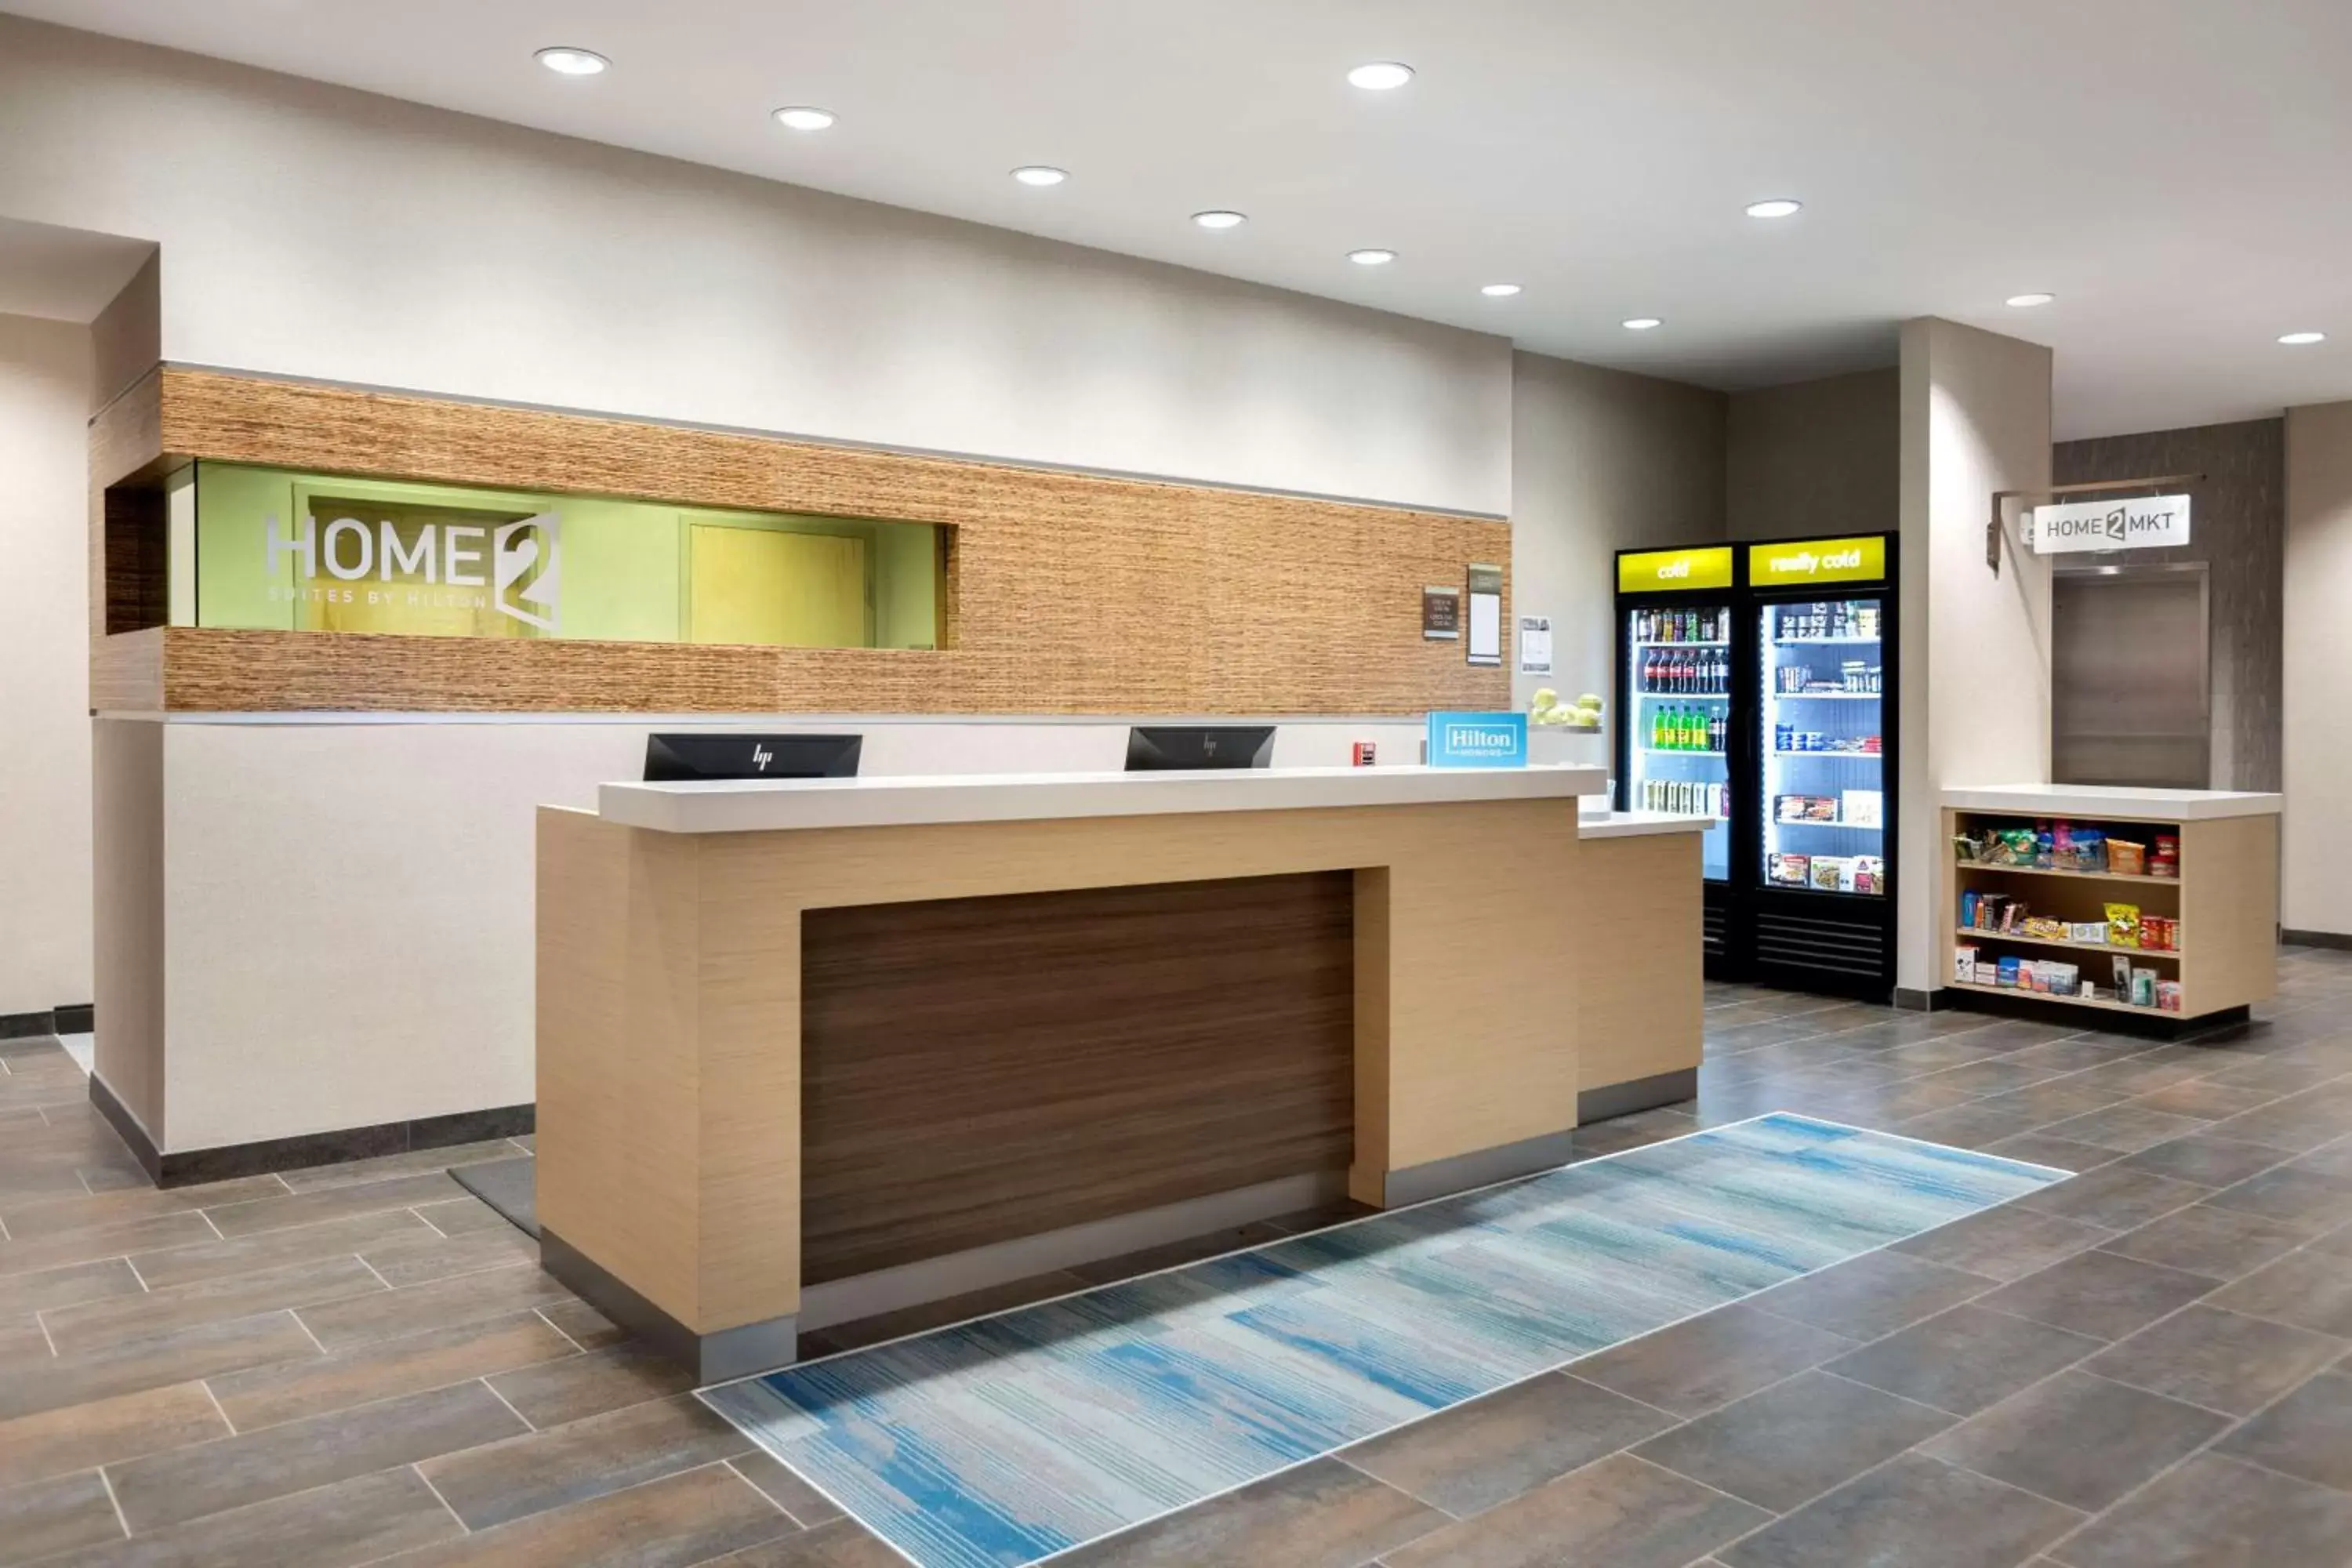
[2051,565,2210,789]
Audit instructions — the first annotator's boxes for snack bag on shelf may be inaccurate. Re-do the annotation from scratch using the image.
[2071,829,2107,872]
[2105,902,2142,949]
[2110,838,2147,876]
[1955,945,1979,983]
[2156,979,2183,1013]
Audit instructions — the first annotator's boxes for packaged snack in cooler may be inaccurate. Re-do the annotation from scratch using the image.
[1852,856,1884,894]
[2106,902,2142,948]
[1812,857,1846,891]
[1769,853,1810,887]
[2132,967,2158,1007]
[1997,956,2021,988]
[1955,945,1979,983]
[1842,789,1883,828]
[2157,979,2183,1013]
[2110,838,2147,876]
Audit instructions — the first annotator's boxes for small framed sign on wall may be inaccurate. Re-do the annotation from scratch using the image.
[1465,564,1503,666]
[1422,585,1461,640]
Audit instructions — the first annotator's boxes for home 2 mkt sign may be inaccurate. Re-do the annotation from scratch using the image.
[264,512,561,630]
[2031,495,2191,555]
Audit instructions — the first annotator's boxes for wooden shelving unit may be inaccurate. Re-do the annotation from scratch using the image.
[1955,926,2183,960]
[1941,801,2275,1024]
[1944,978,2158,1017]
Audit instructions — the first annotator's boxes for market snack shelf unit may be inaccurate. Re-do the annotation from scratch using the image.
[1936,788,2280,1025]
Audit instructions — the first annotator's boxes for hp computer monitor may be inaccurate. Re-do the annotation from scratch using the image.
[1123,725,1275,771]
[644,734,862,782]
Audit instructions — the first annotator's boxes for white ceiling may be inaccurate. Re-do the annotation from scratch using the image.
[0,214,153,324]
[9,0,2350,439]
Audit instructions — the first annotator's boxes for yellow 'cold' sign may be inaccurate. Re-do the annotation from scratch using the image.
[1617,546,1734,593]
[1748,535,1886,587]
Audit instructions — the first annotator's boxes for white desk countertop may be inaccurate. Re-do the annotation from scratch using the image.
[1577,810,1718,840]
[597,763,1607,834]
[1939,783,2283,822]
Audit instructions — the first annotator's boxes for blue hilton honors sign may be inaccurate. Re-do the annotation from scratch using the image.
[1426,711,1529,769]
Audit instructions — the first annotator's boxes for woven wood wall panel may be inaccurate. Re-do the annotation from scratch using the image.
[129,368,1511,714]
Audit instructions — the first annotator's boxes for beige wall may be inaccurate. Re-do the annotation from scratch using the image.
[1727,369,1900,542]
[1897,318,2053,993]
[2283,399,2352,937]
[109,716,1432,1152]
[0,312,92,1019]
[1510,351,1727,741]
[0,14,1510,517]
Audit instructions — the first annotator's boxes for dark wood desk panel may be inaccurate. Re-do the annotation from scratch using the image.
[800,871,1354,1283]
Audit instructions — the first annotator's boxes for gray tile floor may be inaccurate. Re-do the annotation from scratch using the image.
[1,949,2349,1564]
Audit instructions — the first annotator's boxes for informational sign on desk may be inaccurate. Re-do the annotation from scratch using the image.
[2030,495,2192,554]
[1426,711,1527,768]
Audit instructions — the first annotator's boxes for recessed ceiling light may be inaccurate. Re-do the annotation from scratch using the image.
[772,106,837,132]
[1481,283,1523,297]
[1348,249,1397,267]
[2006,292,2056,308]
[2279,331,2328,346]
[1622,318,1664,331]
[1347,61,1415,91]
[1011,166,1067,187]
[1744,198,1802,219]
[535,47,608,77]
[1192,210,1247,230]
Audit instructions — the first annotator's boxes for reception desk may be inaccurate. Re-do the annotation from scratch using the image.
[536,765,1707,1378]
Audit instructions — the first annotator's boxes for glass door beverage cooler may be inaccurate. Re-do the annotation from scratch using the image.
[1613,547,1737,965]
[1744,535,1898,996]
[1615,535,1899,996]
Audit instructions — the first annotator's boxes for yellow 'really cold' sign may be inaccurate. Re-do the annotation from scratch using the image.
[1617,546,1734,593]
[1747,535,1887,587]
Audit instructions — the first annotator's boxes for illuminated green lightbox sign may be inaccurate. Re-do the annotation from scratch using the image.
[181,464,945,651]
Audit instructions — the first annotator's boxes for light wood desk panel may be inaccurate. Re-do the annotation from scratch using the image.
[539,796,1583,1344]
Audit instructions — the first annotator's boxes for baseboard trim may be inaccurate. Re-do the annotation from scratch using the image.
[1578,1069,1698,1123]
[90,1073,163,1185]
[1893,986,1945,1013]
[542,1227,797,1385]
[0,1004,96,1040]
[1943,986,2249,1041]
[2281,929,2352,952]
[1378,1127,1580,1209]
[800,1171,1344,1334]
[88,1087,535,1189]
